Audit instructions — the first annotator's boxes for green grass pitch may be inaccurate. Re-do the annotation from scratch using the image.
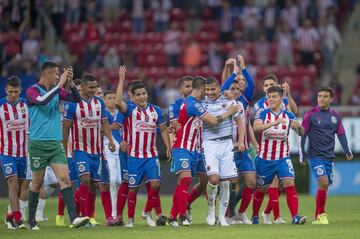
[1,194,360,239]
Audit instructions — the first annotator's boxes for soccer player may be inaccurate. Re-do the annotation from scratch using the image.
[252,86,306,225]
[63,74,116,226]
[301,86,353,224]
[169,76,239,226]
[1,76,28,229]
[202,77,245,226]
[115,65,170,228]
[26,61,89,230]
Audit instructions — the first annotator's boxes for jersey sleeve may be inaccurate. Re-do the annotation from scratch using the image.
[114,112,124,126]
[255,109,266,122]
[335,113,346,135]
[64,102,76,121]
[124,102,136,118]
[154,106,166,126]
[187,101,208,118]
[253,100,261,112]
[168,103,177,121]
[283,97,289,107]
[301,112,312,135]
[98,98,108,119]
[286,111,296,120]
[106,111,114,124]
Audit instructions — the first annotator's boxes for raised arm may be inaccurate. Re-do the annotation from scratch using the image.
[221,58,238,91]
[282,82,298,115]
[239,55,255,102]
[115,65,128,113]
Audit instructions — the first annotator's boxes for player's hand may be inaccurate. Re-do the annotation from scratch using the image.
[59,68,71,87]
[168,126,175,134]
[223,90,235,100]
[225,58,234,67]
[272,118,287,126]
[237,54,245,69]
[108,141,116,152]
[346,154,353,160]
[118,65,127,81]
[166,148,172,163]
[120,141,128,152]
[229,104,240,115]
[236,142,245,152]
[253,143,259,153]
[290,120,301,129]
[282,82,290,96]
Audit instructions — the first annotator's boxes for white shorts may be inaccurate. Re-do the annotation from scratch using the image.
[44,166,58,186]
[203,139,237,179]
[26,157,32,180]
[104,141,122,184]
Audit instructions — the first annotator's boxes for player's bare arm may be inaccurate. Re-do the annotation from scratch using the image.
[221,58,234,83]
[282,82,298,115]
[160,124,172,160]
[202,104,239,126]
[253,118,287,133]
[238,54,245,70]
[235,116,245,152]
[102,118,116,152]
[248,123,259,151]
[62,120,72,154]
[115,65,127,113]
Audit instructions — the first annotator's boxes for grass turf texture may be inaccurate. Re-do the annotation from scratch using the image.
[1,195,359,239]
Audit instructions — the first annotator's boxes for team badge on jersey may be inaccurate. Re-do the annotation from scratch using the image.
[181,161,189,169]
[33,159,40,168]
[78,164,85,172]
[5,166,12,174]
[257,177,265,186]
[123,172,129,181]
[129,177,135,185]
[316,167,324,176]
[331,116,337,124]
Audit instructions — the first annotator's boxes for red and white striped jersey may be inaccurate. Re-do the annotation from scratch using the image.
[255,108,296,160]
[0,98,28,157]
[172,96,207,152]
[123,102,165,158]
[64,96,107,155]
[296,27,319,52]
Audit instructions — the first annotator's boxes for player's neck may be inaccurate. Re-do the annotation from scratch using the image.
[80,93,92,101]
[191,90,202,100]
[6,97,18,105]
[38,77,53,91]
[270,106,282,114]
[319,105,330,111]
[107,107,116,113]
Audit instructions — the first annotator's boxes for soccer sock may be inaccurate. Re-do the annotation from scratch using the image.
[78,184,90,217]
[170,185,180,220]
[206,182,218,213]
[74,189,81,215]
[149,188,162,216]
[285,185,298,218]
[316,189,327,215]
[228,182,237,217]
[28,190,39,224]
[116,182,129,218]
[178,177,191,217]
[19,200,28,220]
[57,192,65,216]
[264,197,272,214]
[88,191,96,218]
[252,189,266,217]
[187,187,202,206]
[61,186,78,223]
[235,183,245,206]
[13,211,21,224]
[101,191,113,219]
[268,187,280,220]
[144,182,152,213]
[44,185,56,198]
[7,204,11,213]
[219,181,230,220]
[110,182,119,218]
[36,198,46,218]
[127,190,137,219]
[239,186,254,213]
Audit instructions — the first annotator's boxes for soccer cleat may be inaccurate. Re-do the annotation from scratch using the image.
[261,211,272,224]
[312,213,329,225]
[105,217,117,226]
[115,218,124,226]
[206,211,216,226]
[156,215,167,226]
[217,217,230,227]
[179,216,191,226]
[89,217,100,226]
[15,220,26,229]
[71,216,90,228]
[29,220,40,230]
[226,217,243,225]
[35,216,48,222]
[292,215,307,225]
[274,217,286,224]
[5,215,16,230]
[186,205,192,224]
[56,215,66,227]
[237,212,252,225]
[252,216,260,224]
[141,211,156,227]
[166,218,179,227]
[124,218,134,228]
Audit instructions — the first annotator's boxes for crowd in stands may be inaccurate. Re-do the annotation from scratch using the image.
[0,0,357,108]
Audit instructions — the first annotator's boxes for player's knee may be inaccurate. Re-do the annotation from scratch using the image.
[318,177,329,190]
[208,177,219,186]
[258,187,267,193]
[58,176,71,187]
[31,179,44,191]
[99,183,110,191]
[7,176,19,187]
[247,179,257,189]
[80,175,91,186]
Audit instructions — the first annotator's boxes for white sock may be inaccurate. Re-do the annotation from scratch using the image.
[219,181,230,220]
[36,199,46,218]
[110,182,120,218]
[206,182,218,213]
[20,200,28,220]
[8,204,12,213]
[44,185,56,198]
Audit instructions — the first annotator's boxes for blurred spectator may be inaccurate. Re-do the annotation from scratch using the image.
[183,40,201,68]
[159,80,180,108]
[86,0,101,20]
[152,0,172,33]
[102,0,120,21]
[70,54,84,79]
[22,29,40,63]
[350,89,360,105]
[331,78,342,105]
[276,23,294,66]
[185,2,203,34]
[84,43,101,68]
[51,0,66,37]
[0,31,5,70]
[299,76,314,106]
[207,0,222,20]
[80,16,105,45]
[296,18,319,65]
[4,28,20,62]
[262,0,279,41]
[280,0,299,33]
[103,47,120,70]
[20,60,37,98]
[4,54,23,76]
[131,0,147,33]
[319,17,341,74]
[219,0,234,42]
[121,45,136,69]
[164,22,181,67]
[306,0,319,25]
[255,33,269,66]
[66,0,81,23]
[242,0,261,42]
[209,43,226,74]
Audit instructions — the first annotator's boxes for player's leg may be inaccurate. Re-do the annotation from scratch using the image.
[142,180,153,215]
[20,179,30,221]
[116,151,128,225]
[28,168,46,229]
[262,176,281,224]
[106,151,120,218]
[37,167,58,222]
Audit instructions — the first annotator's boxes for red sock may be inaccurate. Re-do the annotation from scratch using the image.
[264,193,273,214]
[285,185,298,218]
[127,190,137,219]
[13,211,21,223]
[101,191,113,219]
[170,185,180,220]
[149,188,162,216]
[316,189,327,215]
[74,189,81,215]
[88,191,96,218]
[252,189,266,217]
[239,187,254,213]
[58,192,65,216]
[116,182,129,218]
[188,187,202,205]
[78,184,90,217]
[178,177,191,217]
[144,182,152,213]
[268,187,280,220]
[6,212,13,221]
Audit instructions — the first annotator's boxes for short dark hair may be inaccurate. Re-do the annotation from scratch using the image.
[263,74,279,84]
[104,90,115,97]
[6,76,21,88]
[81,73,97,84]
[74,78,82,86]
[192,76,206,90]
[267,85,284,95]
[205,76,219,86]
[127,80,142,92]
[40,61,58,73]
[178,76,193,88]
[317,86,334,97]
[130,81,146,95]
